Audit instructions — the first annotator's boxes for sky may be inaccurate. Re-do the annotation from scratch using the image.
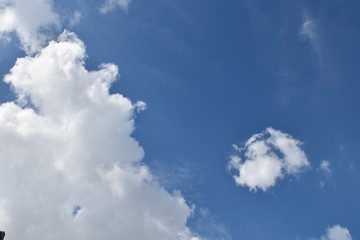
[0,0,359,239]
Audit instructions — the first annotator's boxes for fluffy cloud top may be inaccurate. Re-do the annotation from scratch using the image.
[228,128,310,191]
[0,0,59,53]
[318,225,352,240]
[0,31,200,240]
[100,0,132,13]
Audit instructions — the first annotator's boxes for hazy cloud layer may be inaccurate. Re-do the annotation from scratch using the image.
[0,0,59,53]
[100,0,132,13]
[228,128,310,191]
[0,31,200,240]
[68,10,82,27]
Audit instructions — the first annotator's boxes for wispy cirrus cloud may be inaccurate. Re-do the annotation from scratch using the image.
[300,16,323,59]
[100,0,132,13]
[68,10,82,27]
[318,160,335,188]
[194,208,232,240]
[228,128,310,191]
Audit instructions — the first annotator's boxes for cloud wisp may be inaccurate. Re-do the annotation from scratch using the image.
[318,160,334,187]
[0,0,59,53]
[228,128,310,191]
[320,160,331,174]
[300,16,322,60]
[100,0,132,14]
[0,31,201,240]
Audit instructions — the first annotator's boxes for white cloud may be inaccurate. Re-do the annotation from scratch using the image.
[316,225,352,240]
[320,160,331,174]
[318,160,333,187]
[0,31,201,240]
[134,100,147,112]
[100,0,132,13]
[0,0,60,53]
[322,225,352,240]
[228,128,310,191]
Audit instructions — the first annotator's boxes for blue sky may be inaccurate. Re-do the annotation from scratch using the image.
[0,0,359,239]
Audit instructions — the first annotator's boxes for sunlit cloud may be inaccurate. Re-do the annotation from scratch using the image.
[0,31,201,240]
[228,128,310,191]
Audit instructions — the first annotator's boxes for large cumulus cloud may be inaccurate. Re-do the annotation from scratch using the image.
[0,31,200,240]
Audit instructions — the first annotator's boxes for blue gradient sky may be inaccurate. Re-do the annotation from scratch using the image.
[1,0,359,239]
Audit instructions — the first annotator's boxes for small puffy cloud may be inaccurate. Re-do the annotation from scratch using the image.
[0,31,201,240]
[100,0,132,14]
[0,0,59,53]
[317,225,352,240]
[134,100,147,112]
[228,128,310,191]
[320,160,331,174]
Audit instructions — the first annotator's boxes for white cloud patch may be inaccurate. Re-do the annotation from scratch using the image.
[320,160,331,174]
[318,160,333,187]
[313,225,352,240]
[0,0,60,53]
[228,128,310,191]
[322,225,352,240]
[100,0,132,14]
[0,31,201,240]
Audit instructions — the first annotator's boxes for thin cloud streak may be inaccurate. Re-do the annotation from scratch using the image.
[100,0,132,13]
[300,16,323,61]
